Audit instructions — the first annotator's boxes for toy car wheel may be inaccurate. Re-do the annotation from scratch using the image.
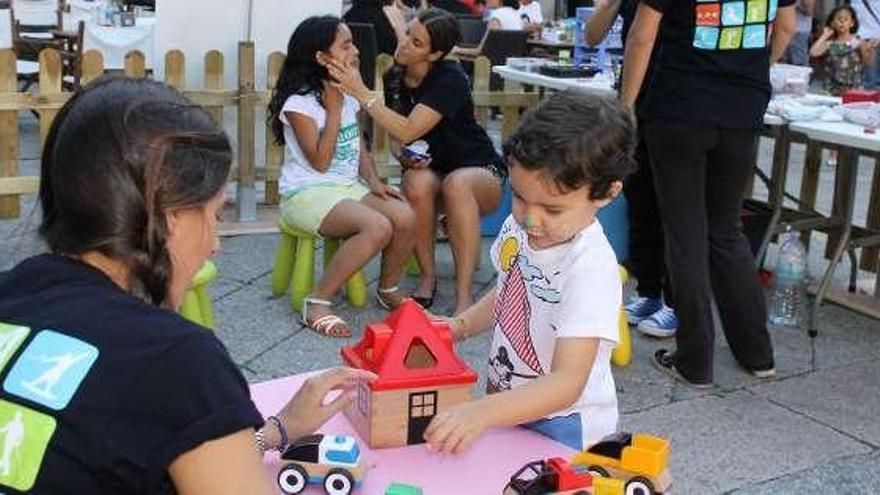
[277,463,308,494]
[323,468,354,495]
[587,465,610,478]
[625,476,656,495]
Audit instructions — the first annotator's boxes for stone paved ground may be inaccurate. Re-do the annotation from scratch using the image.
[2,113,880,494]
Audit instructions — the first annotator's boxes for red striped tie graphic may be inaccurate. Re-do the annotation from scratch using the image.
[495,256,542,374]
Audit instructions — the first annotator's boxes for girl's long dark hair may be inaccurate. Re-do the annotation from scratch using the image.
[268,15,343,145]
[39,76,232,306]
[384,8,461,114]
[825,5,859,35]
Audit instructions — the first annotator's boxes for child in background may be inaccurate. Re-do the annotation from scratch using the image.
[268,16,415,337]
[424,90,636,453]
[810,5,873,165]
[810,5,871,96]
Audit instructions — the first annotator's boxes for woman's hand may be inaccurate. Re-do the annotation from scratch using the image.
[423,400,489,454]
[368,179,405,200]
[276,367,377,443]
[323,58,371,103]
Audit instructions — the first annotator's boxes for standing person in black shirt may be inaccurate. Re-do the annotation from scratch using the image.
[587,0,680,338]
[344,0,403,56]
[0,77,373,494]
[326,8,505,316]
[621,0,795,386]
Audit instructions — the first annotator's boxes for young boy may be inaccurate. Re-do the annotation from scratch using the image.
[424,89,636,454]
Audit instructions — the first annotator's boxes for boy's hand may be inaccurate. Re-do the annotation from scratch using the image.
[423,401,489,454]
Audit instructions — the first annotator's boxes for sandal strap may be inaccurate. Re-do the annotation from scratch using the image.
[310,314,348,335]
[302,296,334,325]
[377,285,400,294]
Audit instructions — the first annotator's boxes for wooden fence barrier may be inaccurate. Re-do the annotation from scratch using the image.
[0,48,537,222]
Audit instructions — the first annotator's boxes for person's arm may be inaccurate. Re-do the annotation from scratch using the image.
[286,84,345,173]
[358,132,404,199]
[169,429,274,495]
[620,2,662,109]
[770,5,797,63]
[798,0,815,16]
[424,336,600,454]
[809,26,835,57]
[324,58,444,144]
[488,17,502,30]
[585,0,623,47]
[383,5,408,45]
[448,286,498,340]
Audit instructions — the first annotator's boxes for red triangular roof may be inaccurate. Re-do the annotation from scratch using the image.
[341,300,477,391]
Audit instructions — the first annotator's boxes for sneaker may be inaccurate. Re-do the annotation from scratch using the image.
[624,296,663,325]
[652,349,713,389]
[637,305,678,338]
[750,367,776,378]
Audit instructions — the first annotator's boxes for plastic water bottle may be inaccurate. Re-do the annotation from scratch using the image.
[768,225,807,327]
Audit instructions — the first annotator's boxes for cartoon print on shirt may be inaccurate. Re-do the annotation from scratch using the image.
[694,0,772,50]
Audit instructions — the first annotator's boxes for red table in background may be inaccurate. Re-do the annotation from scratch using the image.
[250,371,576,495]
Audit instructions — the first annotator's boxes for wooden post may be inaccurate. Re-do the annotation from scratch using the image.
[825,147,855,260]
[81,50,103,86]
[204,51,224,126]
[237,42,257,222]
[474,55,490,129]
[373,54,395,179]
[124,50,146,78]
[860,155,880,272]
[264,51,284,205]
[0,50,19,219]
[164,50,185,90]
[38,49,63,144]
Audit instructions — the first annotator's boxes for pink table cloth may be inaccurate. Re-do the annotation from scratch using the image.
[250,371,576,495]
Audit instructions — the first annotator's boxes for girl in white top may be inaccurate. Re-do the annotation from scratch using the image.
[487,0,526,30]
[268,16,415,338]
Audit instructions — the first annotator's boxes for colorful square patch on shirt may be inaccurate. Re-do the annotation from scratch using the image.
[743,24,768,48]
[0,400,57,492]
[3,330,98,411]
[719,27,744,49]
[696,4,721,26]
[746,0,768,22]
[694,26,720,49]
[0,323,30,373]
[721,1,745,25]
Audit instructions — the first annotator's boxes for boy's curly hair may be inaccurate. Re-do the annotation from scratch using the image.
[503,89,636,200]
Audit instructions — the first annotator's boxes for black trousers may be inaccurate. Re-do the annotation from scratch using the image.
[624,125,667,301]
[645,121,774,382]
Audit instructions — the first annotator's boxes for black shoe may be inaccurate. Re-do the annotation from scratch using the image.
[652,349,713,389]
[411,284,436,310]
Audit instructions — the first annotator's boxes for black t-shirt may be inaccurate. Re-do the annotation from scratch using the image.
[0,254,263,494]
[431,0,471,15]
[389,61,502,175]
[343,4,398,56]
[641,0,794,128]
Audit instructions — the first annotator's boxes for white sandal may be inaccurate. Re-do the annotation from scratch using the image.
[376,285,406,311]
[301,296,351,338]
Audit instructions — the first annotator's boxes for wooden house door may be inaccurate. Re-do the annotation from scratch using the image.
[406,391,437,444]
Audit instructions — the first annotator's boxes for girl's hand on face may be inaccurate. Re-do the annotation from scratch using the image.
[277,367,377,442]
[822,26,834,39]
[423,401,488,454]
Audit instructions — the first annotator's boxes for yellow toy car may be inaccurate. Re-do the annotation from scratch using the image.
[571,432,671,495]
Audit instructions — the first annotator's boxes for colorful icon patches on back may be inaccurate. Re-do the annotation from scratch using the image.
[0,324,30,373]
[0,400,57,492]
[4,330,98,411]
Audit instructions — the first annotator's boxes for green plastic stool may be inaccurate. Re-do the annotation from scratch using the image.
[180,260,218,329]
[271,219,367,312]
[404,254,420,277]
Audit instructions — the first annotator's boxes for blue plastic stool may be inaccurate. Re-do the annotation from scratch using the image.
[597,194,629,262]
[480,179,512,237]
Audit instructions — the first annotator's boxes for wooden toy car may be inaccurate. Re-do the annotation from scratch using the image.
[276,434,366,495]
[571,432,671,494]
[503,457,624,495]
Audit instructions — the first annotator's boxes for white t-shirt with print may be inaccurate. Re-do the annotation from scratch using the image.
[489,7,525,30]
[487,215,620,447]
[518,1,543,24]
[278,93,361,195]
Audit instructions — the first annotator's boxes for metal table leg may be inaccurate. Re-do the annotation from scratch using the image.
[756,125,791,264]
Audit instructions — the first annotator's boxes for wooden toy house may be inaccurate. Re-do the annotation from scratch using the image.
[341,300,478,449]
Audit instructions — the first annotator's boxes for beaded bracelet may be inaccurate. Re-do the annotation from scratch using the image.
[266,415,288,452]
[254,427,269,453]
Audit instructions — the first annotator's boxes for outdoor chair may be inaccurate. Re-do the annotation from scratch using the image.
[457,17,487,49]
[481,29,529,91]
[271,218,368,313]
[180,260,219,330]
